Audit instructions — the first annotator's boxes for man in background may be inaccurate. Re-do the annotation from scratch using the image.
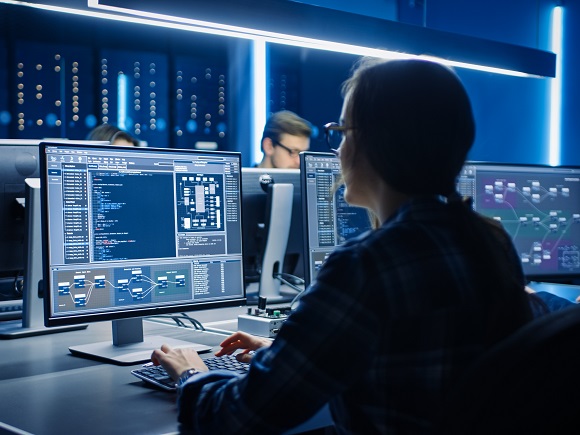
[256,110,311,169]
[86,124,140,146]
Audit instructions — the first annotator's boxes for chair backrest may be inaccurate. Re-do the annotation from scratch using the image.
[438,304,580,435]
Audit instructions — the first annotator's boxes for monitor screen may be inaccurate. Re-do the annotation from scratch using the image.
[241,167,303,301]
[457,162,580,282]
[40,141,245,363]
[0,140,40,283]
[300,152,372,287]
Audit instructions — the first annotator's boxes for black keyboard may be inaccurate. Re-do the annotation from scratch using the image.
[131,354,250,391]
[0,300,22,321]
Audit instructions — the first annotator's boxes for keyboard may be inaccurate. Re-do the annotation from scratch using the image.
[131,354,250,391]
[0,300,23,321]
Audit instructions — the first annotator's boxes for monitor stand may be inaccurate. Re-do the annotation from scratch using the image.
[68,318,213,365]
[255,183,295,303]
[0,178,87,339]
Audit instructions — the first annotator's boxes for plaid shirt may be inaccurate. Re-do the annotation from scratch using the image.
[178,197,532,434]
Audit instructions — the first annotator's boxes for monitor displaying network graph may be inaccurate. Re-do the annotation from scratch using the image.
[457,162,580,281]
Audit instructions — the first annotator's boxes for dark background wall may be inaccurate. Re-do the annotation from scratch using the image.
[289,0,574,165]
[0,0,577,165]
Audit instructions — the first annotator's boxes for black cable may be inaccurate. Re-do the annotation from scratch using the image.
[180,312,205,331]
[14,273,24,296]
[149,314,205,331]
[276,272,304,285]
[273,273,303,293]
[0,273,23,299]
[289,289,306,310]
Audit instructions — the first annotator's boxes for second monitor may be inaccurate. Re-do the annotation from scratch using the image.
[300,152,373,288]
[241,167,303,302]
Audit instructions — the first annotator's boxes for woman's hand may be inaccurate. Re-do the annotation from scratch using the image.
[151,344,208,381]
[215,331,272,363]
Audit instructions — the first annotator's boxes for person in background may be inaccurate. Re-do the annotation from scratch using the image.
[256,110,312,169]
[151,58,536,434]
[86,124,139,146]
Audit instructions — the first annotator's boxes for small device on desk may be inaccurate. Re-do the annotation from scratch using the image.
[238,296,290,338]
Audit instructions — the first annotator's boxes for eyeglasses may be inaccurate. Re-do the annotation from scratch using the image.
[324,122,353,155]
[272,140,302,158]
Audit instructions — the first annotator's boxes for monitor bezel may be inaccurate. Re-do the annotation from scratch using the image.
[40,141,247,328]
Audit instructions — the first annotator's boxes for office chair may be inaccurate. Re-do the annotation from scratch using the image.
[437,304,580,435]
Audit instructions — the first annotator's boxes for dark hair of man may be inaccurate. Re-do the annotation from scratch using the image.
[261,110,312,149]
[342,58,532,346]
[87,124,139,146]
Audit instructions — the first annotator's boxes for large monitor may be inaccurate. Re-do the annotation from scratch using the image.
[457,162,580,283]
[40,142,246,364]
[300,152,372,287]
[241,167,303,302]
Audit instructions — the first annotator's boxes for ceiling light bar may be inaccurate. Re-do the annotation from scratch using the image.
[0,1,551,78]
[90,0,555,78]
[252,40,267,166]
[549,6,564,166]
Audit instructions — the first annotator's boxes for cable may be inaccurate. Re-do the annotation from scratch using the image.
[14,274,24,296]
[152,315,186,328]
[149,314,205,331]
[276,272,304,285]
[180,312,205,331]
[273,273,303,293]
[0,273,23,299]
[289,288,307,310]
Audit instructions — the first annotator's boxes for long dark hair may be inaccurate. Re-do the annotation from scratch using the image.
[343,58,474,197]
[343,58,532,345]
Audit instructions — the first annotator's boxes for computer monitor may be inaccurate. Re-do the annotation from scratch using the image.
[0,178,88,338]
[300,152,372,287]
[0,140,40,286]
[241,167,303,302]
[0,140,107,336]
[457,162,580,283]
[40,142,246,364]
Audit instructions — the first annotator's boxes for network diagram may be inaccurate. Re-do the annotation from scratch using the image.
[476,174,580,272]
[54,265,191,310]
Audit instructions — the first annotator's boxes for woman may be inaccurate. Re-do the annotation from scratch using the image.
[152,58,533,434]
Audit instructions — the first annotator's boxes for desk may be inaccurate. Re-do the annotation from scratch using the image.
[0,306,331,435]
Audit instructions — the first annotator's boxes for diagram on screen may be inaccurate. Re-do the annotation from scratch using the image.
[176,172,224,232]
[54,264,191,311]
[475,173,580,273]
